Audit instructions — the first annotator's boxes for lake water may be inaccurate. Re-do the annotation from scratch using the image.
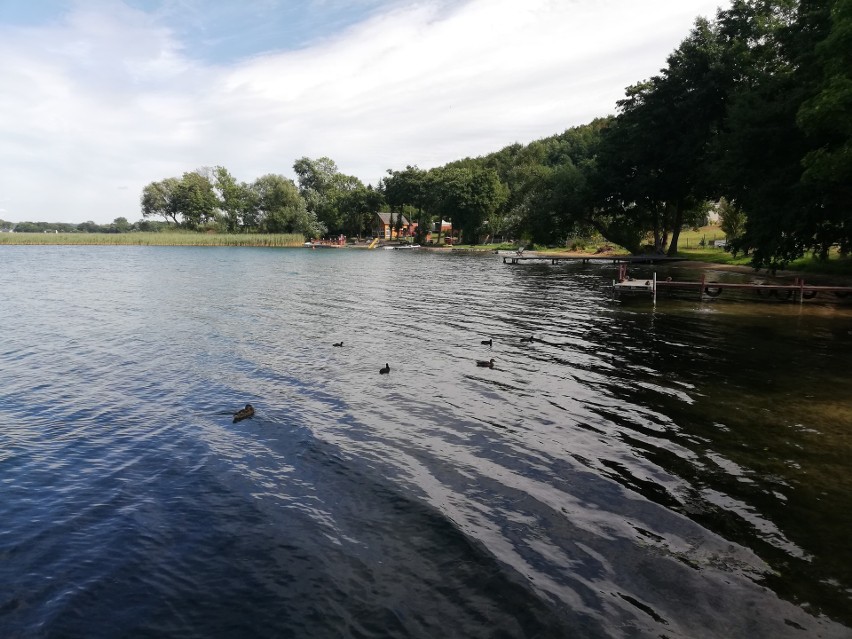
[1,245,851,638]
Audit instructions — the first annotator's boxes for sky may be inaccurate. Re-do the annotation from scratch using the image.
[0,0,731,224]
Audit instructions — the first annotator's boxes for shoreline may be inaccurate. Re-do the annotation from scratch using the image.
[507,249,852,285]
[3,236,850,284]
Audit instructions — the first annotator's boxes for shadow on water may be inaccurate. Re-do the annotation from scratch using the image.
[585,283,852,623]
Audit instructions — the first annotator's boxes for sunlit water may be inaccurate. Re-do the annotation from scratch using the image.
[1,245,851,638]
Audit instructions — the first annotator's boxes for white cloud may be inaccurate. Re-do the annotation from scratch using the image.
[0,0,728,223]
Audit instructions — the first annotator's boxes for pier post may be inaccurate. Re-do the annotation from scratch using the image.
[653,272,657,304]
[699,273,706,300]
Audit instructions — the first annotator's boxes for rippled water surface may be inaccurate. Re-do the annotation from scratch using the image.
[1,245,851,638]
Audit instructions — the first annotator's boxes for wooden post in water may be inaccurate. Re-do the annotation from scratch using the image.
[653,272,657,304]
[699,273,706,300]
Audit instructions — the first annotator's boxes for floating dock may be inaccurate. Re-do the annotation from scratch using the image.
[501,253,852,302]
[613,271,852,303]
[502,254,687,265]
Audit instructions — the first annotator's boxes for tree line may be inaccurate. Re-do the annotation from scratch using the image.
[140,160,384,240]
[139,157,509,246]
[1,218,169,234]
[408,0,847,270]
[139,0,847,268]
[9,1,845,270]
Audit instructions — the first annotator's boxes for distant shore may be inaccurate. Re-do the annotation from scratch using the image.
[3,231,849,282]
[0,232,305,248]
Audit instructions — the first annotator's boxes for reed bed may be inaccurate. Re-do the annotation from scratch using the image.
[0,232,306,247]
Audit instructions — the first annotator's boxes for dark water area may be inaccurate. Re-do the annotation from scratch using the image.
[1,245,851,638]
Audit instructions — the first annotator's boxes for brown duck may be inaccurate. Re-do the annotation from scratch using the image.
[476,359,495,368]
[233,404,255,423]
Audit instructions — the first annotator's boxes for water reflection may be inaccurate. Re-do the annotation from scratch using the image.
[0,246,850,637]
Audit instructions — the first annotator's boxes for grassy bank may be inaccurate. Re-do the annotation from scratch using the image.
[0,232,306,247]
[674,227,852,277]
[449,225,852,278]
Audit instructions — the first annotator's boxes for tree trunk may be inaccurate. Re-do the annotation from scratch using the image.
[653,213,662,253]
[667,200,684,256]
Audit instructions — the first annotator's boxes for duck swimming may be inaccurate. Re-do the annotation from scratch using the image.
[333,342,343,347]
[520,336,535,343]
[476,358,495,368]
[233,403,255,423]
[379,363,390,375]
[480,338,492,346]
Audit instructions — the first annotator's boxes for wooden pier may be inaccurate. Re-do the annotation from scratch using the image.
[502,254,687,265]
[613,271,852,302]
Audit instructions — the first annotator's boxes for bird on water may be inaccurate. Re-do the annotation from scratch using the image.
[476,359,495,368]
[233,404,255,423]
[380,363,390,375]
[520,335,535,343]
[333,342,343,347]
[480,338,492,346]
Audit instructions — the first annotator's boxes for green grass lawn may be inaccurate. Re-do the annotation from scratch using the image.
[674,248,754,266]
[673,226,852,277]
[453,225,852,278]
[783,253,852,276]
[676,225,727,249]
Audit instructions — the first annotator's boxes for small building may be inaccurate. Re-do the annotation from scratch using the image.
[429,219,455,244]
[373,212,416,239]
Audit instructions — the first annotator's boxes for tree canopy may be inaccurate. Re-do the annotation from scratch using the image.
[129,0,849,263]
[140,160,374,238]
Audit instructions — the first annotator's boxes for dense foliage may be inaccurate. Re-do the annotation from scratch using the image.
[136,159,386,240]
[377,0,850,267]
[7,1,847,267]
[1,217,169,234]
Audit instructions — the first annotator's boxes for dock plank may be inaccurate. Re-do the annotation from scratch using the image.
[502,255,687,265]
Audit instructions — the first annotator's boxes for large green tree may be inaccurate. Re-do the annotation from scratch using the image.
[431,166,507,244]
[212,166,253,233]
[713,0,835,267]
[500,121,605,247]
[593,16,729,255]
[141,171,217,229]
[250,174,323,237]
[293,156,364,235]
[141,177,181,225]
[174,171,218,230]
[796,0,852,256]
